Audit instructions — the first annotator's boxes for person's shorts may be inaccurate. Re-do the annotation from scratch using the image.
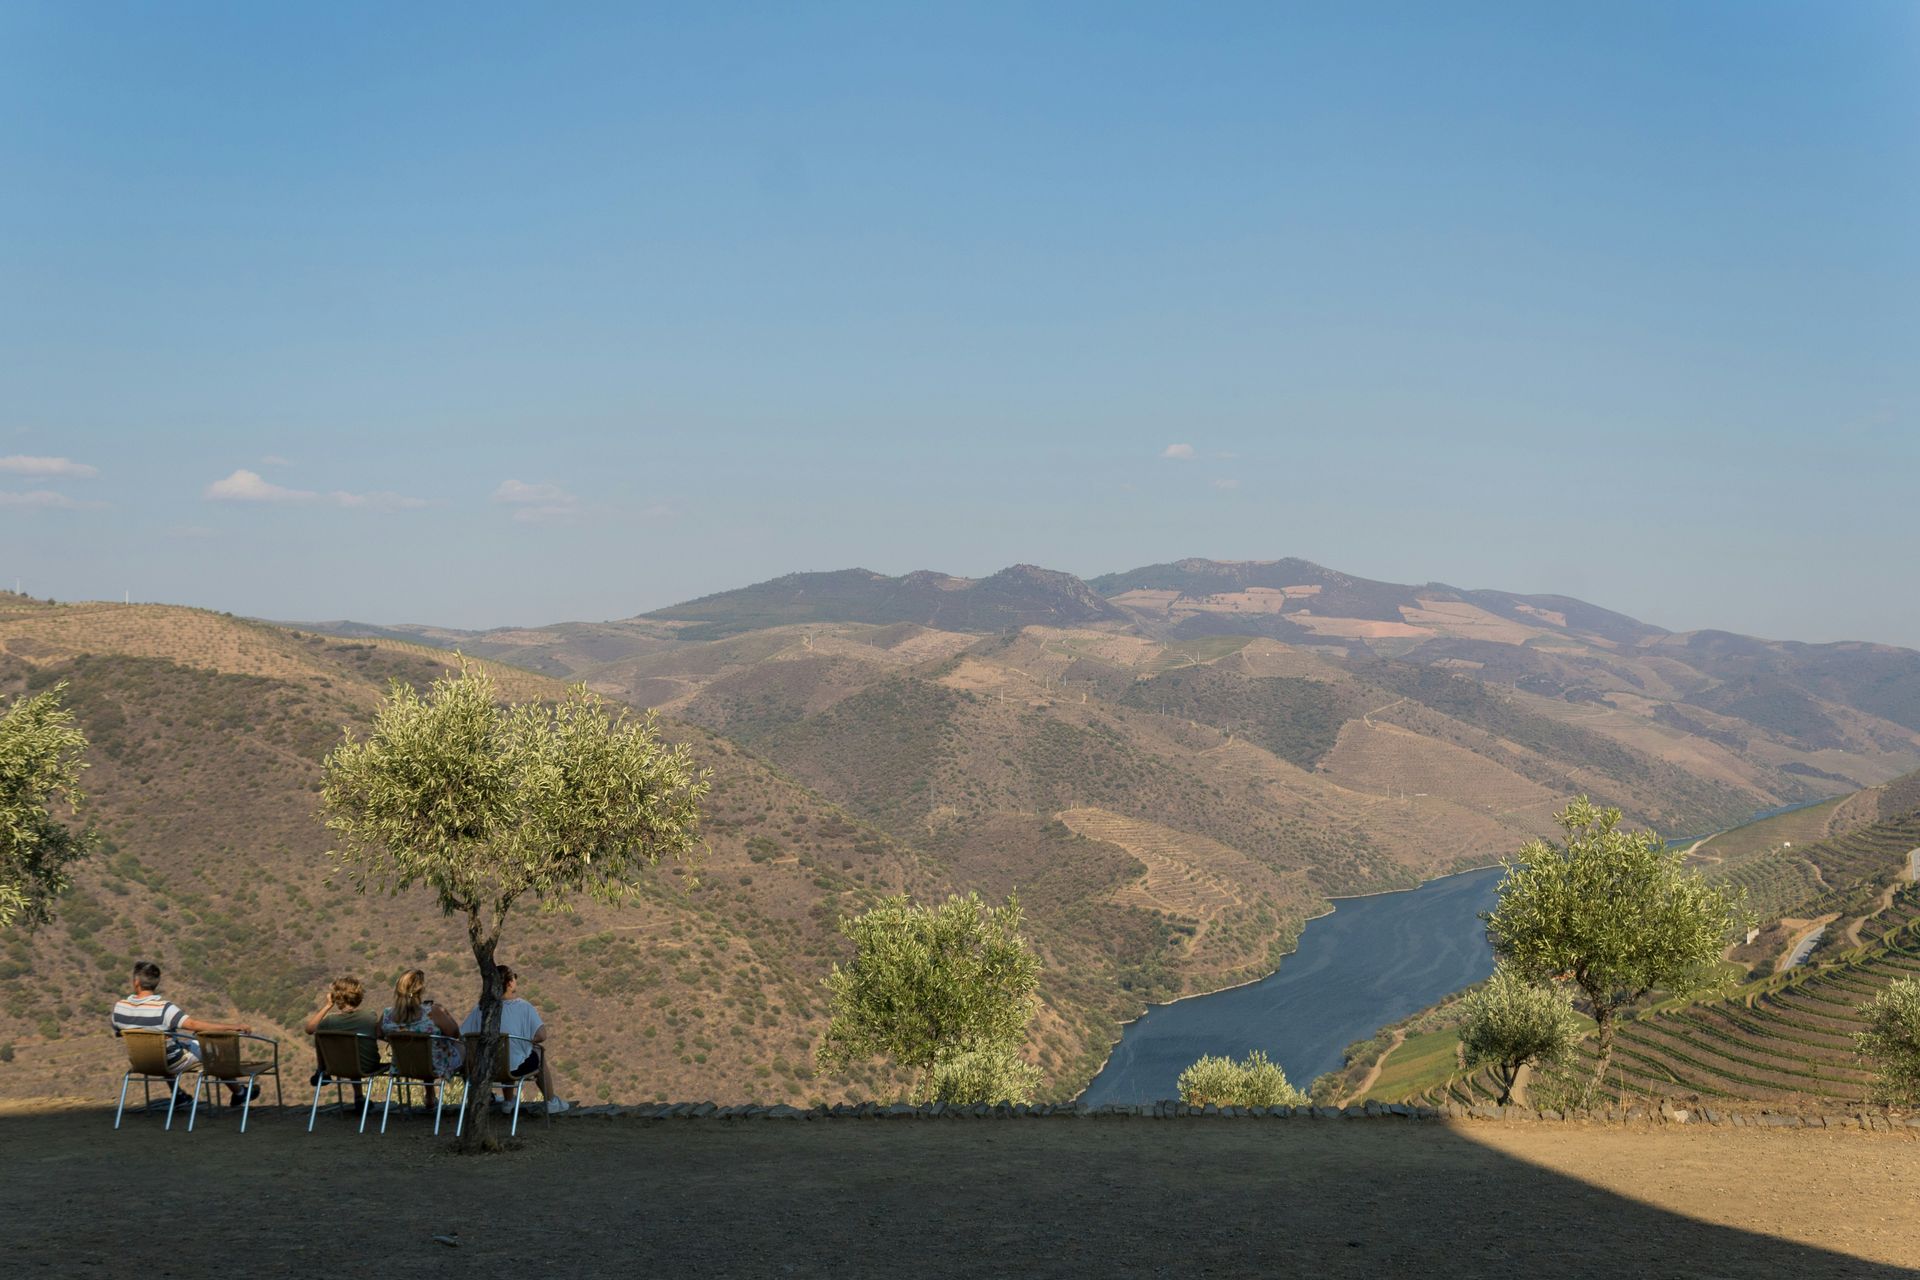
[168,1039,202,1078]
[510,1048,543,1079]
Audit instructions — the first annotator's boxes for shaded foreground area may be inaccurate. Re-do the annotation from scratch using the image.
[4,1106,1916,1278]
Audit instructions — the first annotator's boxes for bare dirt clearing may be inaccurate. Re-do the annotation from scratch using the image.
[5,1107,1915,1278]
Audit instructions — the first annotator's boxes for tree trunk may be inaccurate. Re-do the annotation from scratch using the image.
[457,920,505,1149]
[1585,1003,1615,1103]
[1494,1063,1516,1106]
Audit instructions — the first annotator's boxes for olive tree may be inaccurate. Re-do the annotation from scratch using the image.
[1484,798,1743,1097]
[1856,977,1920,1104]
[1177,1050,1307,1108]
[817,891,1041,1102]
[1457,964,1582,1105]
[0,683,95,931]
[321,664,706,1145]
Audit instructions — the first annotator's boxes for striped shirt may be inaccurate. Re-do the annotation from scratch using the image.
[111,993,191,1070]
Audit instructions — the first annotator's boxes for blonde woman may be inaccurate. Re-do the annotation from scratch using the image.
[379,969,464,1088]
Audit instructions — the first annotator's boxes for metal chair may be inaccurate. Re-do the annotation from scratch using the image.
[377,1031,465,1135]
[458,1032,538,1138]
[307,1031,384,1133]
[187,1032,282,1133]
[113,1029,198,1131]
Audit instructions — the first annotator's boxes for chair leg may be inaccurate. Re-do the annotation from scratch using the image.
[434,1084,445,1137]
[165,1076,182,1132]
[240,1078,255,1134]
[381,1076,395,1134]
[308,1079,324,1133]
[510,1079,524,1138]
[114,1074,133,1130]
[187,1074,204,1133]
[358,1084,373,1134]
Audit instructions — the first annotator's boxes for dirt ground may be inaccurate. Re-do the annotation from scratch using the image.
[4,1104,1916,1278]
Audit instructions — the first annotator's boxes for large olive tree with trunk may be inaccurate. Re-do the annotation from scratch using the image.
[321,663,706,1146]
[1484,798,1743,1100]
[0,683,95,932]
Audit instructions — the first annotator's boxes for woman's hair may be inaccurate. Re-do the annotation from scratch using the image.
[495,964,517,989]
[329,977,365,1010]
[391,969,426,1026]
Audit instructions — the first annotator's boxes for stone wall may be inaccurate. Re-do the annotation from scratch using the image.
[549,1099,1920,1130]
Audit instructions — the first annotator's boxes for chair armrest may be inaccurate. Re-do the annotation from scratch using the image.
[238,1032,280,1068]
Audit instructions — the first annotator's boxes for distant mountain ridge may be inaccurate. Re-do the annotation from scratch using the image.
[295,554,1920,767]
[642,564,1122,640]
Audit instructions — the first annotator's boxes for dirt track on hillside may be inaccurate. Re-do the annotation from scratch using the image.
[3,1106,1916,1278]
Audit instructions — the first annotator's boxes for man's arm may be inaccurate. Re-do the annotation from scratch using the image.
[181,1015,253,1035]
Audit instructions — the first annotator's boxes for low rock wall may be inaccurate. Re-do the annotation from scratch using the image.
[553,1099,1920,1130]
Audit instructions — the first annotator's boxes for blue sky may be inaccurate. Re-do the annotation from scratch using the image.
[3,3,1916,643]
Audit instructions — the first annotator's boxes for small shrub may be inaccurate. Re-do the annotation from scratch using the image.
[1177,1050,1307,1108]
[928,1046,1041,1105]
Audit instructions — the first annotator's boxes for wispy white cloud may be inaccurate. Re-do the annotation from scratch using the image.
[1211,477,1240,491]
[206,469,309,502]
[204,469,429,510]
[492,478,581,524]
[0,489,98,509]
[0,455,98,478]
[259,454,292,467]
[1161,443,1195,460]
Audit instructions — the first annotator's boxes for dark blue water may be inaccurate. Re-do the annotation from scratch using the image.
[1080,865,1504,1104]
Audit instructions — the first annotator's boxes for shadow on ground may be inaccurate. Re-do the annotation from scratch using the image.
[3,1106,1914,1278]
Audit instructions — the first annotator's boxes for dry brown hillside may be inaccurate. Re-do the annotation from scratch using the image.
[10,559,1920,1108]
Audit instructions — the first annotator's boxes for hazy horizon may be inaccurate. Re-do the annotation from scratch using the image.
[6,4,1916,644]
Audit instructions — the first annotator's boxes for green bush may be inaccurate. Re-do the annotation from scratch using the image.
[1857,976,1920,1104]
[928,1046,1041,1105]
[1177,1050,1307,1107]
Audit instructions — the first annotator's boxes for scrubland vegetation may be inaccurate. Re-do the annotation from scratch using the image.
[5,568,1920,1114]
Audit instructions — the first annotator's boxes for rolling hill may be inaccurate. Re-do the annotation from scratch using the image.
[7,553,1920,1107]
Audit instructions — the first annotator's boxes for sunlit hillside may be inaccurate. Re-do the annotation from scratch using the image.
[9,555,1920,1108]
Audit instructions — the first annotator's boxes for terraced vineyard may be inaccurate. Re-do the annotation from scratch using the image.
[1407,890,1920,1109]
[1582,891,1920,1105]
[1053,806,1315,985]
[1381,778,1920,1110]
[1713,848,1829,925]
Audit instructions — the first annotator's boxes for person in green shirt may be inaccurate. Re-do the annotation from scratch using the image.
[304,977,385,1108]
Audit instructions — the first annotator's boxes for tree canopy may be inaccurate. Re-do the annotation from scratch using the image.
[1457,963,1582,1105]
[0,683,94,932]
[1856,977,1920,1104]
[817,891,1041,1103]
[1483,798,1744,1096]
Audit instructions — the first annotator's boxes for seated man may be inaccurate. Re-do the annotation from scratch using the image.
[460,963,568,1115]
[303,977,384,1108]
[110,960,256,1107]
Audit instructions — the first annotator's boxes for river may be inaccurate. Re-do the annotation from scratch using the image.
[1079,865,1504,1105]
